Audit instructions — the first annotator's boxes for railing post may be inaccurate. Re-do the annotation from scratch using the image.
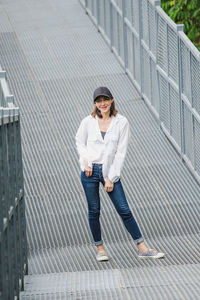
[0,67,27,300]
[177,24,184,160]
[97,0,100,31]
[110,0,114,52]
[122,0,128,72]
[155,0,161,122]
[155,1,162,125]
[1,108,10,299]
[138,0,143,93]
[103,0,106,34]
[85,0,88,14]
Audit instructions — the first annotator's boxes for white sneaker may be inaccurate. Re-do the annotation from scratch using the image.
[96,250,109,262]
[138,248,165,259]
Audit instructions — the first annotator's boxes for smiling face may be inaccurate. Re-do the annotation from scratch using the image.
[94,96,114,114]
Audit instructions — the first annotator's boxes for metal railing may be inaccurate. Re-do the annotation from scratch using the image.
[80,0,200,184]
[0,66,27,300]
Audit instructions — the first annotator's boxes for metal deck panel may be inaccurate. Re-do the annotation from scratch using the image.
[20,264,200,300]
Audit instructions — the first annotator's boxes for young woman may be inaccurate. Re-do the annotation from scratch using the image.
[75,86,165,261]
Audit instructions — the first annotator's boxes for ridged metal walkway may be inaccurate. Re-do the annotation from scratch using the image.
[1,0,200,299]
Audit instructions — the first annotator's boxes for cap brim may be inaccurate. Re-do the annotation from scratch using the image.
[94,94,112,102]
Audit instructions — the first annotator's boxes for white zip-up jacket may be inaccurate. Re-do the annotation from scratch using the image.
[75,113,130,183]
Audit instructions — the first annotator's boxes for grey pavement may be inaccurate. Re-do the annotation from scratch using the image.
[0,0,200,299]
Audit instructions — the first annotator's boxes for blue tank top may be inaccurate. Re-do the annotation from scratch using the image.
[101,131,106,139]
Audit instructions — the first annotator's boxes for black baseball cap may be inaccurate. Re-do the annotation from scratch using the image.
[93,87,113,102]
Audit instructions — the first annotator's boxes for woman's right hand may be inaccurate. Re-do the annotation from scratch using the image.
[85,166,93,177]
[84,158,93,177]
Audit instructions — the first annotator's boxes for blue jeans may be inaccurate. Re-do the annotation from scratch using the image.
[81,163,144,246]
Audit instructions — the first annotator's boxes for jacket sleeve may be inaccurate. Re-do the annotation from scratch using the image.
[107,119,130,183]
[75,117,92,168]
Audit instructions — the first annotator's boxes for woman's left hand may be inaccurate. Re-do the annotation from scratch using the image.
[104,178,114,192]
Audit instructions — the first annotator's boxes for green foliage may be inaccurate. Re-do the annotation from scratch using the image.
[161,0,200,51]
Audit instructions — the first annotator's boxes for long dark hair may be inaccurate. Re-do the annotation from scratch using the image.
[91,100,118,118]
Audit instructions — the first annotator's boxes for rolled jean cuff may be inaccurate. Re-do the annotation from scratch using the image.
[133,237,144,245]
[94,240,103,246]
